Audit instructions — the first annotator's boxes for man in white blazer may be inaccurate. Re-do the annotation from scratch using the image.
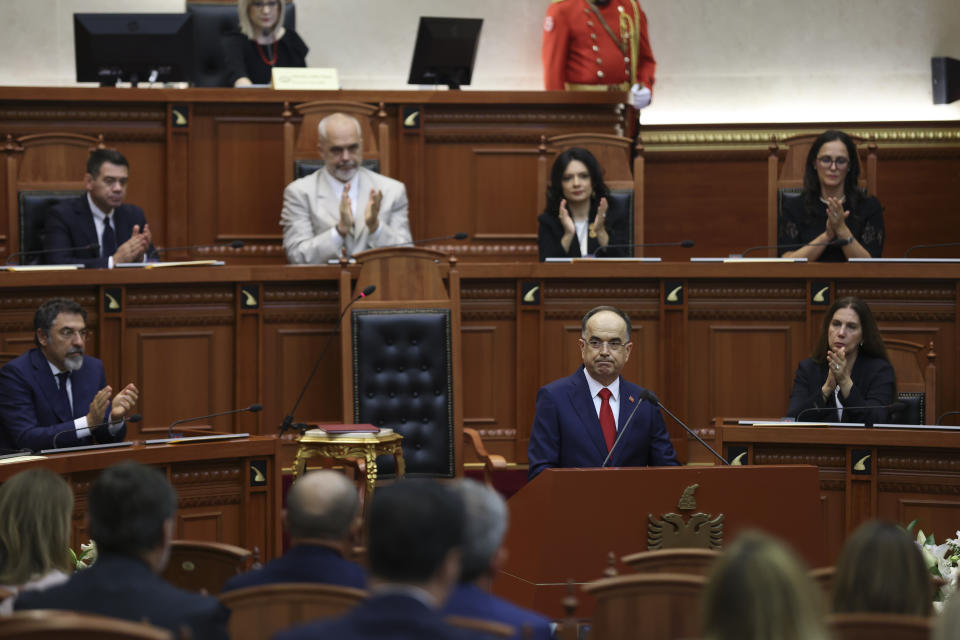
[280,112,412,263]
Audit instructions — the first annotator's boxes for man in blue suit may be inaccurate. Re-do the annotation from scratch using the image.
[0,298,138,452]
[444,479,553,640]
[528,305,678,479]
[42,148,156,268]
[222,469,366,592]
[16,461,229,639]
[276,480,478,640]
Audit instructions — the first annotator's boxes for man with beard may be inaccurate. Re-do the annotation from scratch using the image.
[527,305,678,479]
[281,112,412,263]
[0,298,139,452]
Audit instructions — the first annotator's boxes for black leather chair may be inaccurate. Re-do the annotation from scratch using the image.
[187,1,297,87]
[17,190,84,265]
[350,308,455,478]
[892,392,925,425]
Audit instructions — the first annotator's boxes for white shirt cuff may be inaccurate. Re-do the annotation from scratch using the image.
[74,416,90,439]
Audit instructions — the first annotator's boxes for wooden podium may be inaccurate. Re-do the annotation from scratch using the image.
[492,465,823,618]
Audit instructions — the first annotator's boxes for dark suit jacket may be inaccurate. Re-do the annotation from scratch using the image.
[527,366,679,479]
[42,196,157,268]
[786,355,896,424]
[0,348,124,452]
[443,583,552,640]
[275,592,477,640]
[537,199,629,261]
[15,553,229,640]
[222,544,367,592]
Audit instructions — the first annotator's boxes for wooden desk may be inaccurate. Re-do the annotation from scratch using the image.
[0,436,283,561]
[717,424,960,561]
[0,261,955,469]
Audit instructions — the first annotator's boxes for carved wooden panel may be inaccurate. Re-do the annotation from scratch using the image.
[705,325,795,419]
[262,326,343,430]
[461,323,516,435]
[471,149,541,239]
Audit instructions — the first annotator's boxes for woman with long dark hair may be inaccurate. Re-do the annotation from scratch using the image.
[786,296,895,423]
[779,130,884,261]
[537,147,629,260]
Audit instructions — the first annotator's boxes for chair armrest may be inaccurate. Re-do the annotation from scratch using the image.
[463,427,507,485]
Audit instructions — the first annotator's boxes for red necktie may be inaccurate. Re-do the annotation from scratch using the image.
[598,388,616,452]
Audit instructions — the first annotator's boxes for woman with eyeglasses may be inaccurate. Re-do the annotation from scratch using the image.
[778,130,884,261]
[224,0,308,87]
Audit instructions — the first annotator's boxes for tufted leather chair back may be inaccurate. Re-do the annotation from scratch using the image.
[18,190,85,265]
[351,309,455,477]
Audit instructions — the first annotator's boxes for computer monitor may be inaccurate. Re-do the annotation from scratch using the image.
[407,17,483,90]
[74,13,195,87]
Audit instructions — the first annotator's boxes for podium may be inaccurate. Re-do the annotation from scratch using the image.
[492,465,823,618]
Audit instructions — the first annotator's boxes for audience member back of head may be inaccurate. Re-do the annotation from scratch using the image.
[832,519,932,616]
[15,461,229,639]
[702,530,830,640]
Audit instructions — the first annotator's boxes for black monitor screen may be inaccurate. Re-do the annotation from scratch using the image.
[74,13,194,86]
[407,17,483,89]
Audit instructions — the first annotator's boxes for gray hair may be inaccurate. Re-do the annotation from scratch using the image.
[452,479,508,583]
[237,0,287,40]
[317,113,363,142]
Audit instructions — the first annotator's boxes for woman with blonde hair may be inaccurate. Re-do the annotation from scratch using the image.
[223,0,308,87]
[702,530,830,640]
[0,468,74,613]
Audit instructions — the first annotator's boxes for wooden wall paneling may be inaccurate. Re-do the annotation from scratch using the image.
[236,281,262,434]
[99,286,124,419]
[214,111,286,243]
[873,151,960,259]
[396,103,424,238]
[260,282,343,432]
[125,285,235,437]
[471,148,541,243]
[707,324,795,419]
[515,280,541,462]
[888,495,960,544]
[819,473,846,563]
[461,281,517,461]
[661,279,687,460]
[845,446,877,536]
[164,102,191,260]
[172,459,243,544]
[643,153,768,262]
[190,105,219,257]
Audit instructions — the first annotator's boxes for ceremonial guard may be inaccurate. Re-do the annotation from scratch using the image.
[542,0,656,110]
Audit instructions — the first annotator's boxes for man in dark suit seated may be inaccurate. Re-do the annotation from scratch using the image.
[42,148,157,268]
[222,470,366,592]
[0,298,139,452]
[528,305,679,479]
[443,479,553,640]
[276,480,477,640]
[16,461,229,639]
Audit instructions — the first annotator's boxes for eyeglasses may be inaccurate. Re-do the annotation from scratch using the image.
[817,155,849,169]
[56,328,88,340]
[585,339,627,351]
[251,1,279,9]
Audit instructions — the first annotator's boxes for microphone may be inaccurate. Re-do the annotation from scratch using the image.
[795,401,905,427]
[279,285,377,435]
[167,403,262,438]
[601,393,645,467]
[50,413,142,451]
[735,236,853,258]
[937,411,960,425]
[154,240,244,254]
[595,239,695,256]
[642,389,729,465]
[904,242,960,258]
[6,242,100,265]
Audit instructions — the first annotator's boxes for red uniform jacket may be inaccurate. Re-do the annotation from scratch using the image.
[542,0,656,91]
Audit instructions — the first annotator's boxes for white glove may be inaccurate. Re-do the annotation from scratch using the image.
[630,83,652,110]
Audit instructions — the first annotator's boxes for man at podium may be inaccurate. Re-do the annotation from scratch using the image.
[527,306,677,478]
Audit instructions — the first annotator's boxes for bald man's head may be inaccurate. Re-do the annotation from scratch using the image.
[286,470,359,542]
[317,113,363,182]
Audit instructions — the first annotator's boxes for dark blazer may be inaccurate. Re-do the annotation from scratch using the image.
[537,199,629,261]
[275,592,477,640]
[15,553,229,640]
[443,583,552,640]
[527,366,679,479]
[786,354,896,424]
[42,195,157,268]
[222,29,309,86]
[0,348,124,452]
[222,544,367,592]
[778,194,884,261]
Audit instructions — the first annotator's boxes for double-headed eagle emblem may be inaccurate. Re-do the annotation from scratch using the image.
[647,484,724,550]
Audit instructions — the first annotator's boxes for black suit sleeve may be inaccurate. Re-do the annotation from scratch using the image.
[538,212,576,261]
[786,359,831,419]
[42,200,107,268]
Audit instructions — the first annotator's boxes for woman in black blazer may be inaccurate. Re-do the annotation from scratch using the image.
[786,296,895,424]
[537,147,628,261]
